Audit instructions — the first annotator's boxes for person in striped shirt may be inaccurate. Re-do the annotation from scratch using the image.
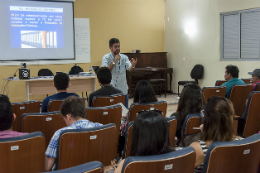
[190,96,240,173]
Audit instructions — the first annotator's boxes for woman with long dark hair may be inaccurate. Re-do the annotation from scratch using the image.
[114,111,173,173]
[171,83,205,139]
[133,80,158,103]
[190,96,236,173]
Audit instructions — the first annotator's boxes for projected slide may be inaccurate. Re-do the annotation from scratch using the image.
[9,6,64,48]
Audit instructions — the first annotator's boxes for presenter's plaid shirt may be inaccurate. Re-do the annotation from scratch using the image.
[45,119,102,158]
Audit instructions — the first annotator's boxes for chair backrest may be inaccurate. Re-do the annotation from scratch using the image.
[0,132,45,173]
[92,94,125,107]
[21,111,66,148]
[38,69,54,76]
[55,124,118,170]
[48,97,85,112]
[41,161,103,173]
[202,86,226,102]
[12,100,40,132]
[166,116,177,147]
[229,85,252,118]
[122,147,195,173]
[256,83,260,91]
[85,105,122,133]
[202,133,260,173]
[241,78,253,84]
[48,100,64,112]
[241,91,260,138]
[122,117,177,159]
[182,113,203,137]
[190,64,204,80]
[128,101,167,122]
[122,121,134,159]
[215,80,227,86]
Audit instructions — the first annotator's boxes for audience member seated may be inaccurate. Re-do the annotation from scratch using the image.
[0,95,28,138]
[88,67,123,107]
[170,83,205,140]
[113,111,174,173]
[221,65,245,99]
[133,80,158,103]
[248,69,260,91]
[190,96,241,173]
[41,73,79,112]
[45,96,102,171]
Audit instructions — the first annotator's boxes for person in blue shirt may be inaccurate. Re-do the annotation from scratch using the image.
[45,96,102,171]
[41,73,79,112]
[221,65,246,99]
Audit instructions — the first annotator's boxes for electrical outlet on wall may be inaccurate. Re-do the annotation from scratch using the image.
[182,57,185,61]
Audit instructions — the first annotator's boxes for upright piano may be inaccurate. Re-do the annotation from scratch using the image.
[123,52,173,97]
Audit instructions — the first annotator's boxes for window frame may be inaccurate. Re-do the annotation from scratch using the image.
[220,8,260,61]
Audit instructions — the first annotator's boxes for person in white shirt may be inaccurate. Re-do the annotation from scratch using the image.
[101,38,137,108]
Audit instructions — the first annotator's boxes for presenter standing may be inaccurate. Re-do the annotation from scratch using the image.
[101,38,137,108]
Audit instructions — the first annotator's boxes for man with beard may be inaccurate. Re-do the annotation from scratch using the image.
[101,38,137,108]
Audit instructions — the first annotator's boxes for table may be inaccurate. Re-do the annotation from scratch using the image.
[8,76,96,101]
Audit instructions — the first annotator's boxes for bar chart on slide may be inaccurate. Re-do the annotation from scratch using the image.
[21,31,57,48]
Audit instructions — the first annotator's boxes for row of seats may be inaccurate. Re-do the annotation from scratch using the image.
[1,130,260,173]
[11,87,260,146]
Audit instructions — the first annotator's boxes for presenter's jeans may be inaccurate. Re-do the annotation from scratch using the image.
[125,94,129,108]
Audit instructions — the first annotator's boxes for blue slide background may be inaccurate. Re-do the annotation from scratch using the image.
[9,6,64,48]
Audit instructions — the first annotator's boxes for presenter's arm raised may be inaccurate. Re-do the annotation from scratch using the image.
[128,58,137,72]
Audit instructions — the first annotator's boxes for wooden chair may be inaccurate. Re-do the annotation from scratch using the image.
[122,117,177,159]
[0,132,45,173]
[55,124,118,170]
[202,86,226,102]
[202,133,260,173]
[48,100,64,112]
[166,116,177,147]
[122,147,195,173]
[122,121,134,159]
[182,113,203,137]
[48,97,85,112]
[241,78,253,84]
[255,83,260,91]
[238,91,260,138]
[128,101,167,122]
[41,161,103,173]
[21,111,66,148]
[85,105,122,133]
[215,80,227,86]
[92,94,125,107]
[11,100,40,132]
[229,85,252,118]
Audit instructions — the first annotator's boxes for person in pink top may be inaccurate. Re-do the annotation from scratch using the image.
[248,69,260,91]
[0,95,27,138]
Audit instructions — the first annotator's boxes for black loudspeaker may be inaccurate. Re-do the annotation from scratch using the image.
[19,68,30,79]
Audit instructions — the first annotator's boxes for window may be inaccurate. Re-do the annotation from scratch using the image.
[220,8,260,61]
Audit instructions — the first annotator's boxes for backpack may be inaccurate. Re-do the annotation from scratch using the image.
[70,65,83,75]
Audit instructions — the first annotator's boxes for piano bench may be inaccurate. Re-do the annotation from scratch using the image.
[148,79,166,98]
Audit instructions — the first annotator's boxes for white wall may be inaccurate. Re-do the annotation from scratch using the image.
[165,0,260,93]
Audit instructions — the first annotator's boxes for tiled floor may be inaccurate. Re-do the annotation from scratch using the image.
[128,94,179,117]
